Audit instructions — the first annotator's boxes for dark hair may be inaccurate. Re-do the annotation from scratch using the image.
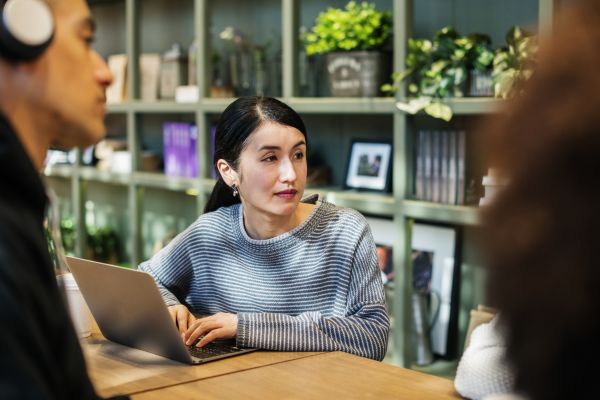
[481,2,600,399]
[204,96,307,213]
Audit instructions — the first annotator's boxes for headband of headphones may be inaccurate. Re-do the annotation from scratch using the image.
[0,0,54,61]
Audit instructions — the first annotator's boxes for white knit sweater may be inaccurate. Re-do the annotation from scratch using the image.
[454,316,516,399]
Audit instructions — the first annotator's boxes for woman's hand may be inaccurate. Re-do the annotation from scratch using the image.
[184,312,238,347]
[168,304,196,338]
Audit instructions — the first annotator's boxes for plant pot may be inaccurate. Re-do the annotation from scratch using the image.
[468,70,494,97]
[325,51,391,97]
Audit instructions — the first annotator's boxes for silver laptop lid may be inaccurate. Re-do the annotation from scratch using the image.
[66,256,193,364]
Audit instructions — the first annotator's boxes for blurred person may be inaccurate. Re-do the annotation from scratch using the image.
[139,96,390,361]
[0,0,115,398]
[457,1,600,399]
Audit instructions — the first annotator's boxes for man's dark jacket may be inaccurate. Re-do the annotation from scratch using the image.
[0,114,101,399]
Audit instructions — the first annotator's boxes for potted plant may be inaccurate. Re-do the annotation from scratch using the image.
[492,26,538,99]
[382,27,494,121]
[466,33,495,97]
[304,1,392,97]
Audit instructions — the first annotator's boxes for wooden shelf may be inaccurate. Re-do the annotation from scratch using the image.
[202,98,235,113]
[397,97,503,116]
[79,167,130,186]
[43,164,74,178]
[307,188,395,217]
[444,98,503,115]
[107,98,398,115]
[107,101,199,114]
[402,200,480,226]
[287,97,396,114]
[133,172,199,192]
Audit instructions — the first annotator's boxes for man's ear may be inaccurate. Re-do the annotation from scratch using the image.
[216,159,238,186]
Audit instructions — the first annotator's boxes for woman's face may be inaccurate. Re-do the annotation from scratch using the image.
[236,121,307,218]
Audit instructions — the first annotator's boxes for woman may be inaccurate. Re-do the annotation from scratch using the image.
[458,1,600,399]
[139,96,389,361]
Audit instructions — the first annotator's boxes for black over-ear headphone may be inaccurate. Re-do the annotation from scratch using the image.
[0,0,54,61]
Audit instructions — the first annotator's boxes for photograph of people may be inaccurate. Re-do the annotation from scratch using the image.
[138,96,390,361]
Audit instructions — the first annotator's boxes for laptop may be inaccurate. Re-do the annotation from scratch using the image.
[66,256,257,364]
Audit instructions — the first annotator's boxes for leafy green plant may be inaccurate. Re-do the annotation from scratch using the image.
[382,27,494,121]
[492,26,538,99]
[87,226,120,263]
[304,1,392,55]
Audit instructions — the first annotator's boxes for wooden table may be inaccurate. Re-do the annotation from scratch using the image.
[131,351,460,400]
[82,333,322,398]
[82,331,460,399]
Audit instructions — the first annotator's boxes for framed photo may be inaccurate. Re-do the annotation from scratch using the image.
[376,244,393,285]
[344,140,392,192]
[412,223,460,358]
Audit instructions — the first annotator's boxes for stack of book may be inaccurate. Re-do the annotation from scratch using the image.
[479,168,507,206]
[414,130,467,205]
[163,122,198,178]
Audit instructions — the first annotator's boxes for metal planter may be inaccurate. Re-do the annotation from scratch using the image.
[325,51,391,97]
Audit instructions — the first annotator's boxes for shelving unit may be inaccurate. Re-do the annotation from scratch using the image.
[44,0,557,372]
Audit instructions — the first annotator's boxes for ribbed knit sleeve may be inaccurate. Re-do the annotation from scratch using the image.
[138,222,196,307]
[236,215,390,361]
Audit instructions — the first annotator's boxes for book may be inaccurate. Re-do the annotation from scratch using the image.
[431,131,440,203]
[106,54,127,103]
[140,53,161,102]
[163,122,199,178]
[448,131,458,205]
[440,131,449,204]
[186,124,198,178]
[163,122,177,176]
[456,130,467,205]
[423,130,432,201]
[415,130,425,200]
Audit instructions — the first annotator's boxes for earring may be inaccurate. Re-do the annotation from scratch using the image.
[231,184,238,197]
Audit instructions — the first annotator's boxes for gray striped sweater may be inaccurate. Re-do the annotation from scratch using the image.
[138,195,390,360]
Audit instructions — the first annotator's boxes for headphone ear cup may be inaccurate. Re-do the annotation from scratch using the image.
[0,0,54,61]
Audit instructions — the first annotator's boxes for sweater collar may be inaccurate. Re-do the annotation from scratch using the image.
[233,194,327,250]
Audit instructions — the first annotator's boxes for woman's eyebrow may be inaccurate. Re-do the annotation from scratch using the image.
[257,140,306,152]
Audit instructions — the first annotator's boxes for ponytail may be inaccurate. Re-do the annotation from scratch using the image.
[204,178,241,213]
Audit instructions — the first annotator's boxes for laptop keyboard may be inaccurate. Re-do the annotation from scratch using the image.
[187,340,246,360]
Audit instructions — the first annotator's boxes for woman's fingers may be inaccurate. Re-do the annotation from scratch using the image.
[185,319,221,345]
[198,328,226,347]
[187,311,196,330]
[183,313,238,346]
[167,305,193,336]
[176,308,190,334]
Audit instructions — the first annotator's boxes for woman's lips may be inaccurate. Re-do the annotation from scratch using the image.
[275,189,297,199]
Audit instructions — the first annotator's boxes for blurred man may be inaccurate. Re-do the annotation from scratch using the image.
[0,0,115,397]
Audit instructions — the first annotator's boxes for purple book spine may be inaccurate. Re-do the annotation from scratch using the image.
[176,122,187,178]
[163,122,175,176]
[188,124,198,178]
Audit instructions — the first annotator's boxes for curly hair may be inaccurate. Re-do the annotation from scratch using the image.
[481,1,600,399]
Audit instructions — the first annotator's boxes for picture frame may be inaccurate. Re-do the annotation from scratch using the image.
[375,244,393,285]
[411,223,460,359]
[344,139,392,192]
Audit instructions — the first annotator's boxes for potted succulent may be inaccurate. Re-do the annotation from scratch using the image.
[382,27,494,121]
[304,1,392,97]
[492,26,538,99]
